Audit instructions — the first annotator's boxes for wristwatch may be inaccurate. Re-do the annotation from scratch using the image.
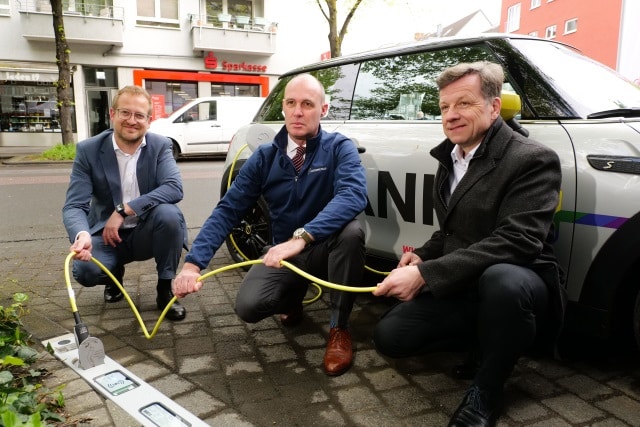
[292,227,313,245]
[115,203,128,218]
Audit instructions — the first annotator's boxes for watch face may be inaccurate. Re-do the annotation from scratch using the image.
[294,228,305,237]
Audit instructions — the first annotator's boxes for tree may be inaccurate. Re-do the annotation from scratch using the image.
[315,0,365,58]
[50,0,75,145]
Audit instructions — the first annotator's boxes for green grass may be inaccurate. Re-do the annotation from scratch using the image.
[39,143,76,161]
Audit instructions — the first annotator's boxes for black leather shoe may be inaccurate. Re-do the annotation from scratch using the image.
[104,266,124,303]
[448,386,501,427]
[156,289,186,321]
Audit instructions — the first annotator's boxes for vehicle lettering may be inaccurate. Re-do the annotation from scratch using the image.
[365,171,435,225]
[603,161,614,169]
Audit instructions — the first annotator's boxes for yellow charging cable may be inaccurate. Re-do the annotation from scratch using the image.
[65,252,378,340]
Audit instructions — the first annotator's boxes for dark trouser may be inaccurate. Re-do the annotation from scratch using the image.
[234,219,365,329]
[373,263,549,392]
[72,204,186,286]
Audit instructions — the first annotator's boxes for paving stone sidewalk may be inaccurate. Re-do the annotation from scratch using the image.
[2,234,640,426]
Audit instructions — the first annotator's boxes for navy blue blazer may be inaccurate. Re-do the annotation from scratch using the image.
[62,129,187,246]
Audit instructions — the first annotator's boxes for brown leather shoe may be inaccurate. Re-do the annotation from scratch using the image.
[323,327,353,376]
[279,304,303,327]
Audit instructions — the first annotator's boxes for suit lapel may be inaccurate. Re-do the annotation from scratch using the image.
[99,137,122,204]
[136,141,149,194]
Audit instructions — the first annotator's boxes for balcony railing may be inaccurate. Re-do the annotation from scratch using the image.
[18,0,124,46]
[189,14,277,56]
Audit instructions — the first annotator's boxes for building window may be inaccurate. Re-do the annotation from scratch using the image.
[136,0,179,28]
[531,0,541,9]
[528,31,539,37]
[145,81,198,118]
[564,18,578,34]
[0,81,76,133]
[506,4,521,33]
[211,84,260,97]
[545,25,557,39]
[0,0,10,16]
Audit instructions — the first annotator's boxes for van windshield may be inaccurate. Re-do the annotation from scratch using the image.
[511,38,640,118]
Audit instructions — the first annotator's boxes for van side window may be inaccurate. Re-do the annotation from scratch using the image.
[352,47,497,120]
[256,64,359,122]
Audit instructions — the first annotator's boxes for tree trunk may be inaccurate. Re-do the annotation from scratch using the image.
[317,0,365,59]
[50,0,75,145]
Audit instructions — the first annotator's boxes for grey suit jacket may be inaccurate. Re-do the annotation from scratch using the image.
[62,129,187,246]
[414,117,566,335]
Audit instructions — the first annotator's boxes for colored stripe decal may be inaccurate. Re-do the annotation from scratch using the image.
[555,211,628,229]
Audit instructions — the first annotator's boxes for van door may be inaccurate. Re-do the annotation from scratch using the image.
[181,99,224,154]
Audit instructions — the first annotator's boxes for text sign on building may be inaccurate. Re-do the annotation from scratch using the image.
[0,71,59,83]
[204,52,267,73]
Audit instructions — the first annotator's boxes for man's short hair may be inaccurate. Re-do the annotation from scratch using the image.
[112,85,153,115]
[436,62,504,101]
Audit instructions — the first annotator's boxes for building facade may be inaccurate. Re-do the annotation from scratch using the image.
[0,0,331,147]
[501,0,640,82]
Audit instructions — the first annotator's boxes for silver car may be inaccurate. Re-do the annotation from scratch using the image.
[221,34,640,354]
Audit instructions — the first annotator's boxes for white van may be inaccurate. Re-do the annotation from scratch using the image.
[149,96,264,159]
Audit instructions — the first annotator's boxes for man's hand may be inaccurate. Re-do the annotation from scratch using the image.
[398,251,422,267]
[262,239,306,268]
[70,231,93,261]
[102,212,125,247]
[373,265,425,301]
[173,262,203,298]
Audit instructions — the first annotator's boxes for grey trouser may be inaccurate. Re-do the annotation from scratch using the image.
[234,219,365,328]
[72,204,186,285]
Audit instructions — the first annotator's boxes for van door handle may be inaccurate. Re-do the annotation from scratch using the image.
[211,124,221,127]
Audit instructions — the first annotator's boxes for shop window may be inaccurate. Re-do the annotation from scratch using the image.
[145,80,197,117]
[0,82,76,133]
[136,0,179,28]
[211,83,260,97]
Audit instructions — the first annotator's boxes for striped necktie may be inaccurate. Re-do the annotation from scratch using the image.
[292,145,305,172]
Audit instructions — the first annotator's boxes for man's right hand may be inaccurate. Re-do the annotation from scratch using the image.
[173,262,203,298]
[70,231,93,261]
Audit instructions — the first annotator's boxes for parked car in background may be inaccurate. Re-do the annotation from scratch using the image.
[149,96,264,159]
[221,34,640,355]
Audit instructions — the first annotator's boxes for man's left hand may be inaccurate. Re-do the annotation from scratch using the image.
[373,265,425,301]
[262,239,306,268]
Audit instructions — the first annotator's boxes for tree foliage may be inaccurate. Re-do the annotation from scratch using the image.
[50,0,75,145]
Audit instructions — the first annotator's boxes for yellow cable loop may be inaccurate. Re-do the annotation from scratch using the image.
[225,144,388,303]
[65,253,378,340]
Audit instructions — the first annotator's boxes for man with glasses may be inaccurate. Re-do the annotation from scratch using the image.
[63,85,188,321]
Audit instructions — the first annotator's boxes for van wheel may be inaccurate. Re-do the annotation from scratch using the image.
[221,164,271,264]
[634,291,640,351]
[171,142,180,160]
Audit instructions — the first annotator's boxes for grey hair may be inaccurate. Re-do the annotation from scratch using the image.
[436,61,504,100]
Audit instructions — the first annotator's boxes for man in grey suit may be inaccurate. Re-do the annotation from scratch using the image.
[63,85,187,321]
[372,62,565,427]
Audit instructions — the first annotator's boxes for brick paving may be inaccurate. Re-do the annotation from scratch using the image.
[1,235,639,426]
[1,147,639,426]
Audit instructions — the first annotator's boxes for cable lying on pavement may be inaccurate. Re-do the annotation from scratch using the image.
[64,252,379,341]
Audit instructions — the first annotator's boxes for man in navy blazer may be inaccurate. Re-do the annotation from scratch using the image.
[63,85,188,320]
